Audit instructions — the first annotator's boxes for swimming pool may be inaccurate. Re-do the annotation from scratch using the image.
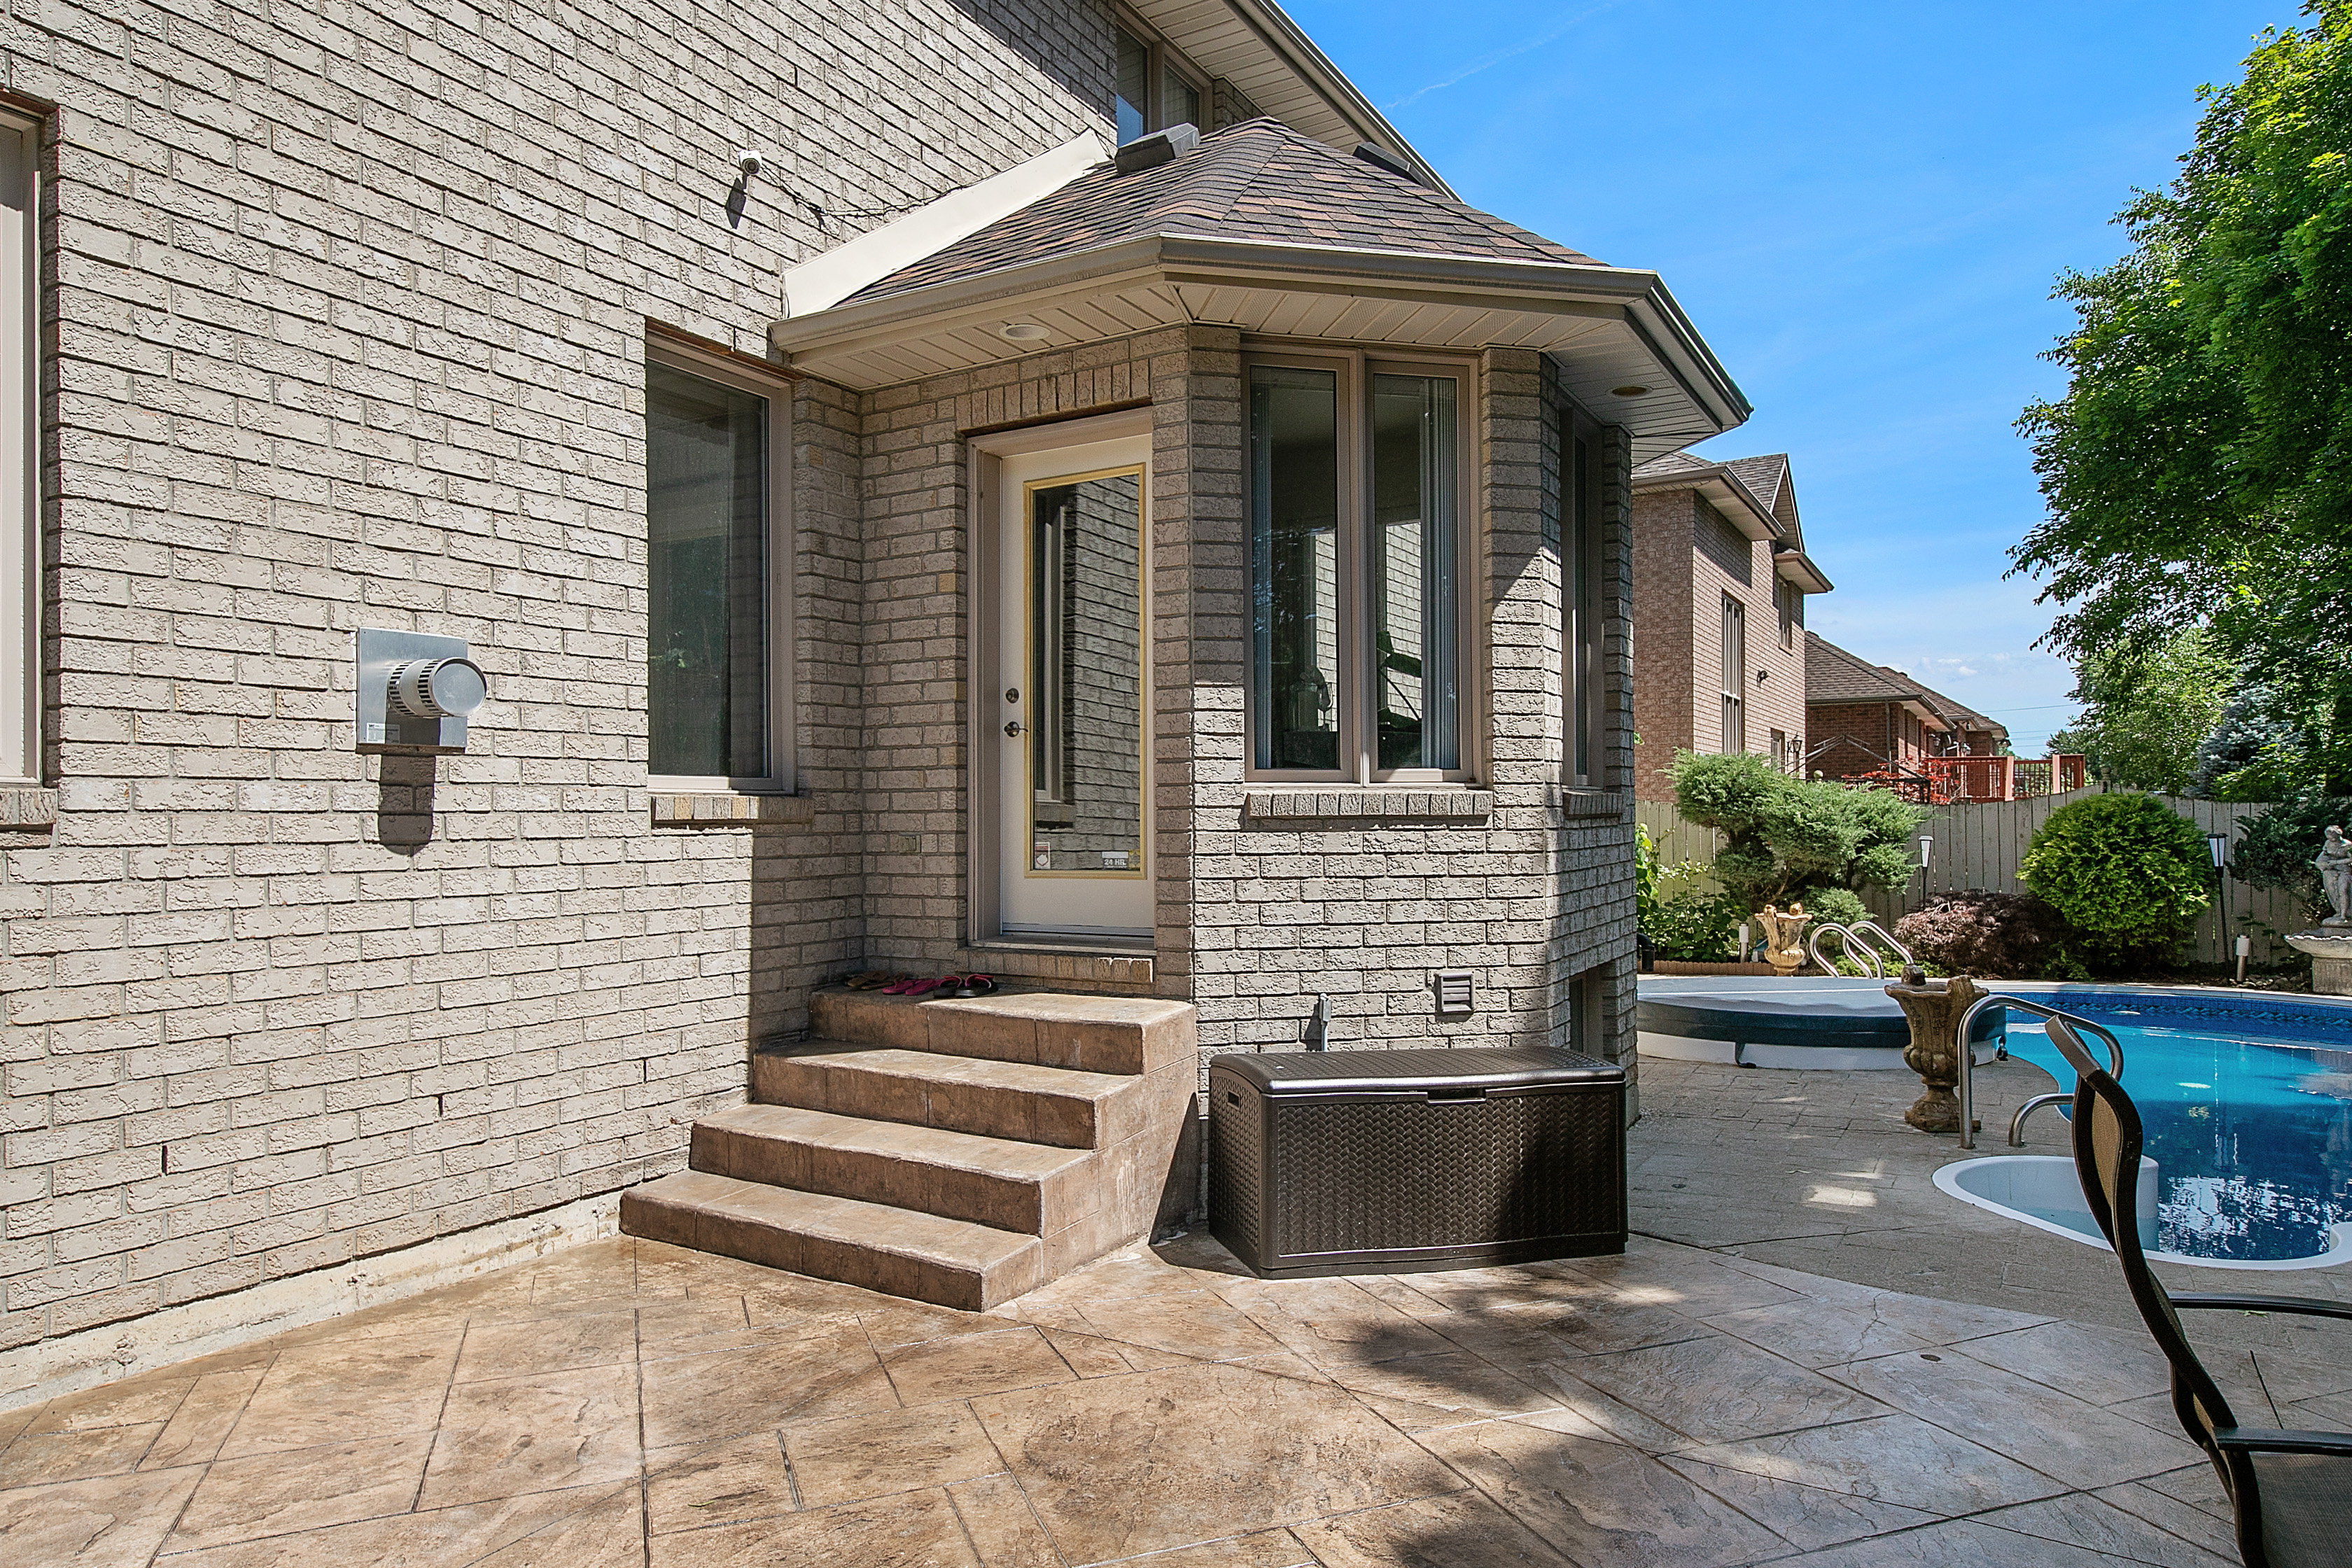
[1992,988,2352,1266]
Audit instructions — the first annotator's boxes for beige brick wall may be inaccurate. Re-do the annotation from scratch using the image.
[1,0,1650,1370]
[1,0,1117,1362]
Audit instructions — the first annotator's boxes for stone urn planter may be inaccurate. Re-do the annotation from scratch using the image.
[1882,971,1984,1133]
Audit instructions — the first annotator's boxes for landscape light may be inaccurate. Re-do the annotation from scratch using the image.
[1917,835,1933,870]
[2206,832,2229,870]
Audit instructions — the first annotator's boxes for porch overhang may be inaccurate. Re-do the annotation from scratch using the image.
[767,234,1750,461]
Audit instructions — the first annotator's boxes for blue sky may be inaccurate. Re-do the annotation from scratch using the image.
[1285,0,2298,753]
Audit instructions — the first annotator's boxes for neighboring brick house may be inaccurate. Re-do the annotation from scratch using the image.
[1628,452,1831,800]
[0,1,1754,1390]
[1803,631,2009,781]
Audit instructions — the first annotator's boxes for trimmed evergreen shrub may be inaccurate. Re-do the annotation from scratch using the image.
[1893,891,2067,978]
[2019,793,2211,969]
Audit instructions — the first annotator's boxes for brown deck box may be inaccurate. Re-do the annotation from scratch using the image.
[1208,1046,1627,1278]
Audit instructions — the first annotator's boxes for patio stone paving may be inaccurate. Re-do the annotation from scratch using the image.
[0,1224,2263,1567]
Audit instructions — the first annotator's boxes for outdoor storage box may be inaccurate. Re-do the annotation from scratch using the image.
[1208,1046,1626,1278]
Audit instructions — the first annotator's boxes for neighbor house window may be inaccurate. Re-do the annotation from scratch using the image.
[1113,18,1208,144]
[1248,353,1469,780]
[0,107,34,787]
[1720,594,1746,753]
[1777,578,1799,649]
[645,339,792,789]
[1562,414,1600,787]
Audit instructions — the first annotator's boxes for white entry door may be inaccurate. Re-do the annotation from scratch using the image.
[995,435,1152,939]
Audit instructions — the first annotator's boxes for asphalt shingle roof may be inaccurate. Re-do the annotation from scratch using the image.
[845,119,1607,307]
[1804,632,2009,741]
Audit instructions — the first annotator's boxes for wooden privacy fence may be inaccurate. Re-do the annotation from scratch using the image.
[1639,790,2306,967]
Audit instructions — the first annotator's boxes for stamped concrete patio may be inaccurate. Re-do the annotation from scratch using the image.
[0,1188,2313,1568]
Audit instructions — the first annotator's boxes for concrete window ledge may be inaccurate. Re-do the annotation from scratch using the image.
[0,787,57,830]
[1242,788,1494,822]
[1558,788,1629,820]
[650,792,817,829]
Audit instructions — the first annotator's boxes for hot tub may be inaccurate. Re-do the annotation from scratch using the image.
[1636,976,2003,1071]
[1936,1155,2352,1271]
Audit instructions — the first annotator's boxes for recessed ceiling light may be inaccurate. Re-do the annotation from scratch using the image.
[1610,384,1649,398]
[1000,323,1049,342]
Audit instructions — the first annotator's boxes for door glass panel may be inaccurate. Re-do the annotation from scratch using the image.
[1370,372,1457,771]
[1249,367,1340,771]
[647,363,768,778]
[1027,470,1143,876]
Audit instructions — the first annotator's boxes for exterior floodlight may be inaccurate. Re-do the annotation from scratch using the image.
[2206,832,2230,870]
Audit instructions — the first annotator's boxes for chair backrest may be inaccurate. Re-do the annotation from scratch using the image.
[2045,1017,2238,1452]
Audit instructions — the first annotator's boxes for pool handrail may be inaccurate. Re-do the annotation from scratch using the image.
[1805,918,1914,979]
[1954,992,2126,1152]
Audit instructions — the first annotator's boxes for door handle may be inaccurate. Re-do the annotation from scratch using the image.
[1004,720,1026,737]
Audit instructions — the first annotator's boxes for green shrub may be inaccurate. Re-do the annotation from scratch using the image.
[1644,890,1745,962]
[1793,886,1870,934]
[1668,751,1926,912]
[2018,793,2211,968]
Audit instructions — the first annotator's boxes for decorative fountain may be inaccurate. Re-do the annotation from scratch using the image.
[2286,825,2352,995]
[1755,902,1809,975]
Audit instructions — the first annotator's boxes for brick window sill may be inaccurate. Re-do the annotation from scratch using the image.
[0,786,56,830]
[1558,788,1629,820]
[1242,788,1493,822]
[649,791,816,829]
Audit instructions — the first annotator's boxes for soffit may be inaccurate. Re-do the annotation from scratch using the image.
[770,236,1744,461]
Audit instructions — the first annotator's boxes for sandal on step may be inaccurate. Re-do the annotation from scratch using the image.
[882,976,934,995]
[962,974,997,995]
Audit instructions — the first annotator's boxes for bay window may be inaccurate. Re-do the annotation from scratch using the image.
[1247,353,1470,781]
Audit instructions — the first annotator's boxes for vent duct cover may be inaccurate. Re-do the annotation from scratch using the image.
[1434,970,1474,1019]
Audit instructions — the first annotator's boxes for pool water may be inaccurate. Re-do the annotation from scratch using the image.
[2000,991,2352,1264]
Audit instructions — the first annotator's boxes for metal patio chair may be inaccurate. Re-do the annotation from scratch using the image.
[2044,1015,2352,1568]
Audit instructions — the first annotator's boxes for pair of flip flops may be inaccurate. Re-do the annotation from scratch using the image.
[841,970,898,990]
[883,974,997,998]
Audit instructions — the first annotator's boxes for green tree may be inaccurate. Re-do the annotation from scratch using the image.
[2060,629,2234,794]
[1667,751,1925,921]
[2013,4,2352,795]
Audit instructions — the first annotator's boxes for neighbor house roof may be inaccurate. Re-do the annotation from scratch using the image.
[1804,632,2009,741]
[847,119,1603,307]
[1634,450,1832,592]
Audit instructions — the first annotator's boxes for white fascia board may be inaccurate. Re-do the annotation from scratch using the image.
[780,134,1110,318]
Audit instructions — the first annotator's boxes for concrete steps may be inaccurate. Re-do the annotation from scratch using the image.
[621,987,1198,1310]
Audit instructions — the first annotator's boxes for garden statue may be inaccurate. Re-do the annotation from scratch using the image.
[2288,825,2352,993]
[2317,825,2352,926]
[1882,972,1984,1133]
[1756,902,1809,974]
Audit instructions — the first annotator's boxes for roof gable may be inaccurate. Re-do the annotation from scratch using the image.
[846,119,1604,307]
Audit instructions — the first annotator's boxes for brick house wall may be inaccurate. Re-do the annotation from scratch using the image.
[1630,487,1805,801]
[0,0,1118,1382]
[0,0,1649,1388]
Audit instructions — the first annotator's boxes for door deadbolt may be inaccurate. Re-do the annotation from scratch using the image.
[1004,687,1019,703]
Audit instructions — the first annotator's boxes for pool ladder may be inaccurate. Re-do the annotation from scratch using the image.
[1952,993,2126,1152]
[1805,918,1914,979]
